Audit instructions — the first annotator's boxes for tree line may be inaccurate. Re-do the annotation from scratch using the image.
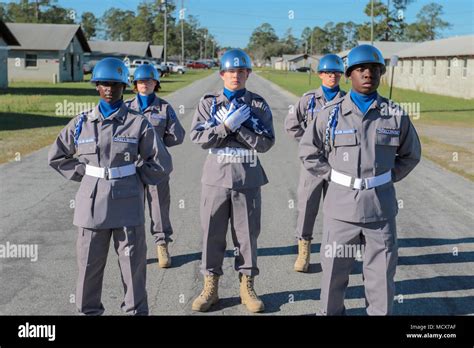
[0,0,219,60]
[246,0,451,61]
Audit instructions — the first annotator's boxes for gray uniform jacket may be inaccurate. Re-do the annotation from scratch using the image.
[285,87,346,142]
[190,89,275,189]
[48,103,172,229]
[125,95,185,148]
[299,93,421,223]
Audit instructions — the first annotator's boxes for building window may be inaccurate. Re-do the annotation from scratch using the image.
[409,60,413,74]
[421,60,424,75]
[76,54,81,68]
[25,54,37,68]
[63,55,67,70]
[462,59,467,78]
[433,60,437,76]
[447,59,451,77]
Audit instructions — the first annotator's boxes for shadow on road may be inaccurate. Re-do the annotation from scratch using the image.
[155,237,474,314]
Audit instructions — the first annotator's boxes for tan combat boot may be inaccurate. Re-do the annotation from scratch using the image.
[191,275,219,312]
[157,243,171,268]
[294,239,311,272]
[239,274,265,313]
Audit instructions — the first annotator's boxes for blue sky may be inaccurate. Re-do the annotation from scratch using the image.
[18,0,474,47]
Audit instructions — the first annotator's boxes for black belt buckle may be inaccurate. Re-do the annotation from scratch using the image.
[360,180,366,189]
[104,167,109,180]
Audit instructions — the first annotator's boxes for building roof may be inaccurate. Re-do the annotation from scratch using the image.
[338,41,419,59]
[358,41,419,59]
[150,45,164,59]
[6,22,90,52]
[396,35,474,58]
[0,20,20,45]
[88,40,151,57]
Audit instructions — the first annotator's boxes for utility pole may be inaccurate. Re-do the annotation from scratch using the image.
[180,0,185,64]
[162,0,167,63]
[370,0,374,45]
[310,30,313,55]
[204,31,207,60]
[35,0,39,21]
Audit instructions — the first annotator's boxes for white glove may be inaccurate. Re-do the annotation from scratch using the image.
[215,102,236,123]
[224,104,250,132]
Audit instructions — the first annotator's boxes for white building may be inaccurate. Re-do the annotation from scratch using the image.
[392,35,474,99]
[6,23,90,83]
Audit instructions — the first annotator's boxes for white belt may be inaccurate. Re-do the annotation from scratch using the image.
[209,147,255,157]
[330,169,392,190]
[85,164,136,180]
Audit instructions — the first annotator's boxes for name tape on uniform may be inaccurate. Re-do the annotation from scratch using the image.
[335,129,356,135]
[77,137,96,145]
[150,114,167,121]
[376,128,400,136]
[113,136,139,144]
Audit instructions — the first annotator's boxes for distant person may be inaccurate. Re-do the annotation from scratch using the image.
[125,64,185,269]
[285,54,346,273]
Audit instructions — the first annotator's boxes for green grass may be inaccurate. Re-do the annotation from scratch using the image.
[0,69,213,164]
[257,70,474,127]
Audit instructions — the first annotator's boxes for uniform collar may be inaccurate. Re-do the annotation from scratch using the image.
[90,103,128,123]
[127,95,162,113]
[216,89,252,106]
[340,92,383,116]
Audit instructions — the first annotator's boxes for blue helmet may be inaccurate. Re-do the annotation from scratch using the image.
[317,54,344,73]
[133,64,160,82]
[220,48,252,72]
[91,57,129,85]
[345,44,386,76]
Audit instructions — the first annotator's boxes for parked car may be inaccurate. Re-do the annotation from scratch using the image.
[198,59,218,68]
[296,66,311,72]
[186,60,209,69]
[165,61,187,74]
[128,59,169,79]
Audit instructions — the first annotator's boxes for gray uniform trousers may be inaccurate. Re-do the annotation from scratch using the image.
[319,215,398,316]
[146,179,172,245]
[200,184,261,277]
[76,226,148,315]
[295,165,327,240]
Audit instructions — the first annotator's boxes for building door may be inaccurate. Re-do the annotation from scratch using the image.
[70,53,74,81]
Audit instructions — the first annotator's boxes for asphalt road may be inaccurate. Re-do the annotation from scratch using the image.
[1,71,473,316]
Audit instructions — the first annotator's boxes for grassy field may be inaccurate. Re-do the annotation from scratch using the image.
[0,69,214,164]
[256,69,474,180]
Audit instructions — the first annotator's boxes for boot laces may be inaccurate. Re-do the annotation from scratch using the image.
[245,276,258,299]
[201,276,217,298]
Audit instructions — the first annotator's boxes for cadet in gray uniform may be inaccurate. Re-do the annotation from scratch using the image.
[48,58,172,315]
[190,49,275,313]
[125,64,185,269]
[285,54,346,273]
[299,45,421,315]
